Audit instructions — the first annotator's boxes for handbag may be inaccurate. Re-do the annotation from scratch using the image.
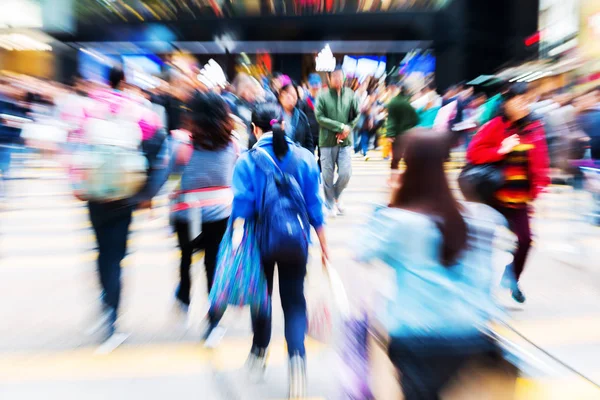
[458,163,504,204]
[208,220,269,314]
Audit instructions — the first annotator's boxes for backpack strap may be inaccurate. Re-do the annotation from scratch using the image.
[252,146,298,178]
[252,147,278,175]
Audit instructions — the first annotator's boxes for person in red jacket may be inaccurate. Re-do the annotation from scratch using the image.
[467,83,550,304]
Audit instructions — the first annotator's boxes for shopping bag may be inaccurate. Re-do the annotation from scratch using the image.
[306,262,349,343]
[208,219,269,314]
[339,312,374,399]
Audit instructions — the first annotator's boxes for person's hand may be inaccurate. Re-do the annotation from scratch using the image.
[316,227,329,266]
[342,125,351,137]
[498,134,520,155]
[321,245,330,268]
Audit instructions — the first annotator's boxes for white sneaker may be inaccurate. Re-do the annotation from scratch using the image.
[335,200,345,216]
[95,332,129,355]
[204,326,227,349]
[289,354,307,399]
[324,206,336,219]
[245,348,268,382]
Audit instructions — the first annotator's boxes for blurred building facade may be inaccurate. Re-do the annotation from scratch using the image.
[0,0,543,90]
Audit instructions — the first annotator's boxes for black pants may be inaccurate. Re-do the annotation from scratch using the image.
[88,202,134,313]
[496,206,532,281]
[388,336,497,400]
[390,135,406,170]
[251,253,308,357]
[174,217,228,311]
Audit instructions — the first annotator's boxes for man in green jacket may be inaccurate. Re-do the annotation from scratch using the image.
[315,67,360,216]
[386,86,418,177]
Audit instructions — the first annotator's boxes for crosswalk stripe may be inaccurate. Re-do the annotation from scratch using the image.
[0,338,325,383]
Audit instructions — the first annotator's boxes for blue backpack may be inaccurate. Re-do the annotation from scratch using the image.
[252,146,310,263]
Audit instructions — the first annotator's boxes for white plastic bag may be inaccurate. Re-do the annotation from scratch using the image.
[306,260,349,343]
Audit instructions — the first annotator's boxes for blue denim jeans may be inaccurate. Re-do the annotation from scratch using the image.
[252,253,308,357]
[359,130,370,156]
[0,144,11,175]
[88,202,134,313]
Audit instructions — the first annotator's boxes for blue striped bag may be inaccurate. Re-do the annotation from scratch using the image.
[208,220,269,315]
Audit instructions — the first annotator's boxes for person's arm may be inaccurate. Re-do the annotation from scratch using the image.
[354,207,392,264]
[130,129,170,205]
[401,102,419,132]
[348,93,362,129]
[315,94,345,133]
[466,118,506,164]
[302,155,328,261]
[231,155,257,219]
[300,113,314,151]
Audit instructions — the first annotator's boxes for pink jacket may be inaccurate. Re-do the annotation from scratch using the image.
[82,88,162,140]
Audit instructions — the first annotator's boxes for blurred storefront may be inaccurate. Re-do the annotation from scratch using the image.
[578,0,600,84]
[0,0,75,81]
[41,0,541,90]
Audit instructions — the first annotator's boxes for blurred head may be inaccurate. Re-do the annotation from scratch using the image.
[308,73,322,91]
[271,73,284,93]
[329,67,345,91]
[233,73,257,103]
[389,129,467,266]
[503,83,532,122]
[469,93,487,109]
[252,102,289,160]
[185,92,234,151]
[443,85,459,99]
[278,83,299,113]
[109,67,125,90]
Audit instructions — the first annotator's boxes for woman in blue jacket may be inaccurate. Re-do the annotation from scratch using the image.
[357,129,508,399]
[231,102,328,397]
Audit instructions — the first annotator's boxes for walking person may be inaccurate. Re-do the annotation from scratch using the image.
[82,67,169,342]
[299,73,322,156]
[467,83,550,304]
[169,93,239,339]
[357,129,511,399]
[223,73,259,149]
[357,94,375,159]
[231,103,329,398]
[386,84,419,185]
[315,67,360,216]
[278,83,314,151]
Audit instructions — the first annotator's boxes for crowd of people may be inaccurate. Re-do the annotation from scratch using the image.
[1,62,600,398]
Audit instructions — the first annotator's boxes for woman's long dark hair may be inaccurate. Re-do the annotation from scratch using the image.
[188,92,234,151]
[389,129,467,266]
[252,102,289,160]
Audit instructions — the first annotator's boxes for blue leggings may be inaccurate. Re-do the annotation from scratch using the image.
[252,254,308,357]
[359,131,370,156]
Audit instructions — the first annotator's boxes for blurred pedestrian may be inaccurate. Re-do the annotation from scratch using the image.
[278,83,314,151]
[299,73,322,159]
[169,93,239,339]
[356,94,375,159]
[315,67,360,217]
[223,73,258,149]
[231,102,328,397]
[467,83,550,304]
[386,84,418,184]
[83,67,169,341]
[357,129,506,399]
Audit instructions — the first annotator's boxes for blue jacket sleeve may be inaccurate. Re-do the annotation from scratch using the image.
[354,207,393,263]
[231,155,257,219]
[302,155,324,230]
